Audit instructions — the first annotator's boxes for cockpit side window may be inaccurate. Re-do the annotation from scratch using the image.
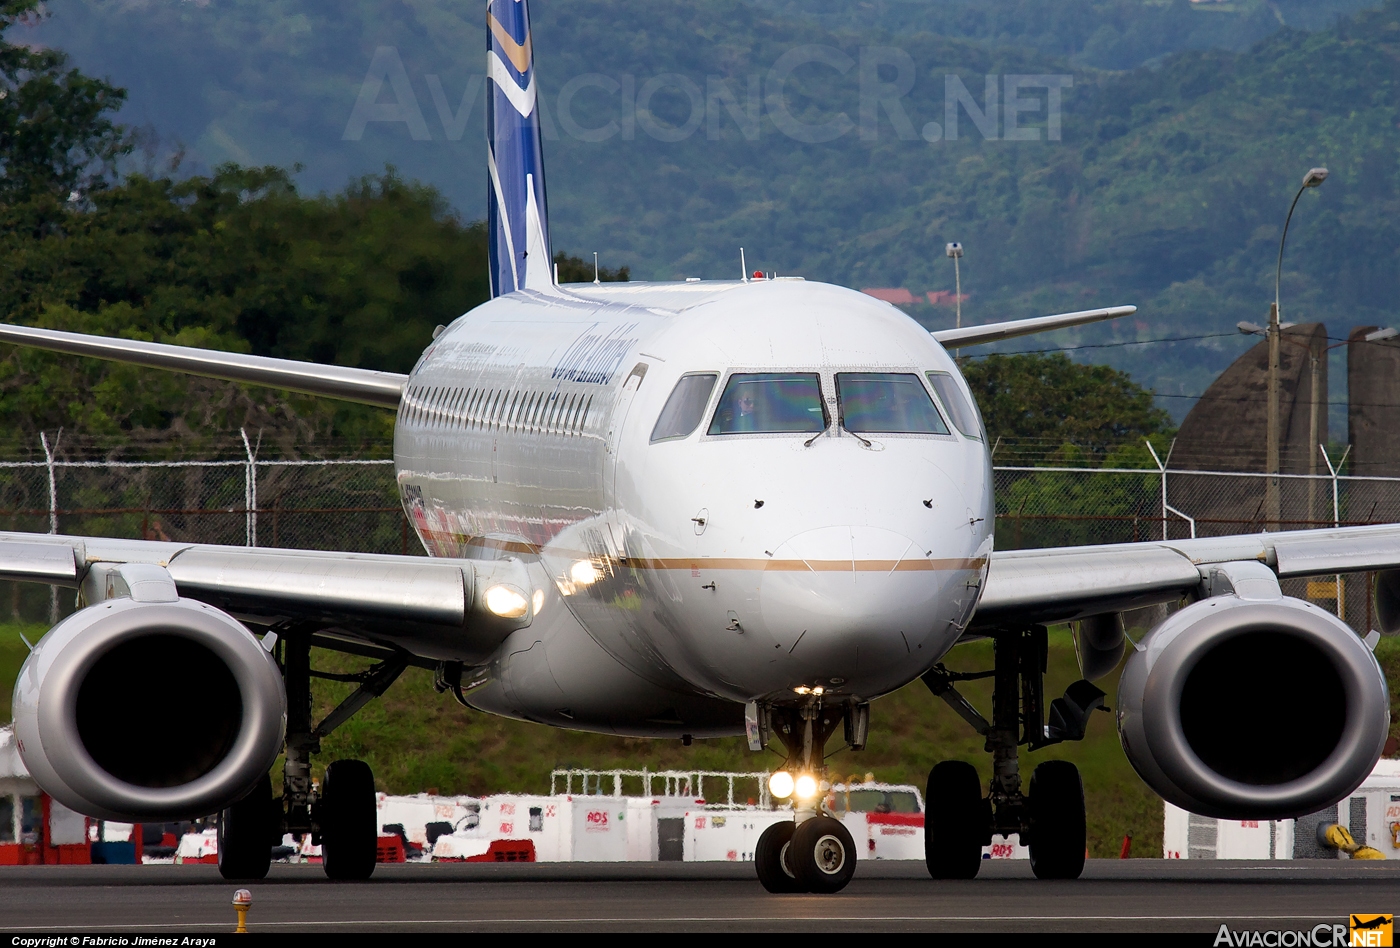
[926,371,985,441]
[836,373,949,434]
[707,373,827,435]
[650,373,719,442]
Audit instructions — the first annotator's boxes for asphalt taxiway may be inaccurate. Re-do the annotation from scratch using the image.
[1,860,1395,933]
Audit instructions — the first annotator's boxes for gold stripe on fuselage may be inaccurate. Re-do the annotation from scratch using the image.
[488,13,533,74]
[624,557,986,572]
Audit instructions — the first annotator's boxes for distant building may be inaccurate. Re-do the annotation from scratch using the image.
[925,291,971,306]
[861,288,917,305]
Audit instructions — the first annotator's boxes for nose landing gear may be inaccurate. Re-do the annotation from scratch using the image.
[922,625,1103,881]
[752,699,863,893]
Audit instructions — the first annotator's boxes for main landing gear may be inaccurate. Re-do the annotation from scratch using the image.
[218,625,408,881]
[922,626,1105,881]
[752,700,865,893]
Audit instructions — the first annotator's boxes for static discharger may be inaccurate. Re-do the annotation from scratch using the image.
[232,889,252,933]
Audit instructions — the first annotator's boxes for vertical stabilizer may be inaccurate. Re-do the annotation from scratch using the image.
[487,0,553,296]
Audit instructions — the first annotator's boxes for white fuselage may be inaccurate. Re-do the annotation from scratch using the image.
[394,279,993,732]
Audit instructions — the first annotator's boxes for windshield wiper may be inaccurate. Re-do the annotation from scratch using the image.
[841,423,872,447]
[803,426,830,448]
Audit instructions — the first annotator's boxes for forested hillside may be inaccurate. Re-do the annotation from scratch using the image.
[21,0,1400,413]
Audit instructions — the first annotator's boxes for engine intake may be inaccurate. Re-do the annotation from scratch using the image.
[13,597,286,821]
[1117,594,1389,819]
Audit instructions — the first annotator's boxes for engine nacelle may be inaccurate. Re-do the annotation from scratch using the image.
[1117,594,1389,819]
[12,597,286,821]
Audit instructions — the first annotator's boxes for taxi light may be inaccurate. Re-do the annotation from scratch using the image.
[794,774,818,800]
[484,584,530,619]
[570,560,601,585]
[812,686,824,696]
[793,686,811,695]
[532,589,545,615]
[768,770,795,799]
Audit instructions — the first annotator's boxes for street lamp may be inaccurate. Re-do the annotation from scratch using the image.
[1264,167,1328,529]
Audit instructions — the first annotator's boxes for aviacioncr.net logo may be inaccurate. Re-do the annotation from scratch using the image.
[1214,924,1352,947]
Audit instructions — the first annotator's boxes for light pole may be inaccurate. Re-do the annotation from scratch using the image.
[945,242,963,331]
[1241,320,1347,526]
[1264,167,1328,529]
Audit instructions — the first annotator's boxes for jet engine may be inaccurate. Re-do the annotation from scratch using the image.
[12,597,286,821]
[1117,594,1389,819]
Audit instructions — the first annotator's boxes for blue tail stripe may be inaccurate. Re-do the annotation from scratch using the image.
[487,0,552,297]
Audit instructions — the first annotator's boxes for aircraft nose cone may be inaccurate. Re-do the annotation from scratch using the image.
[759,525,951,676]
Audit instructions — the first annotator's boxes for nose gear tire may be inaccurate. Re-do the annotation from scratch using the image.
[319,759,378,880]
[754,820,804,893]
[1028,760,1086,880]
[790,816,857,893]
[924,760,989,879]
[217,773,275,881]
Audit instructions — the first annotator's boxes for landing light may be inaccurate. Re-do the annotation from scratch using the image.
[794,774,818,800]
[793,686,810,695]
[532,589,545,615]
[570,560,601,585]
[768,770,794,799]
[484,584,530,619]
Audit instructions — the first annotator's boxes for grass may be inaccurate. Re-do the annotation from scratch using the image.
[6,623,1399,860]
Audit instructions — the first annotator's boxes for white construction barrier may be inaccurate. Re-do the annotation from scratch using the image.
[1164,760,1400,859]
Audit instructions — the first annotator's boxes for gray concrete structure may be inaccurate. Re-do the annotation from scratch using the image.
[1168,323,1328,534]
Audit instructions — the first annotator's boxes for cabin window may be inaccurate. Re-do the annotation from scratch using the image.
[836,373,949,434]
[651,373,718,443]
[926,372,985,440]
[707,373,827,435]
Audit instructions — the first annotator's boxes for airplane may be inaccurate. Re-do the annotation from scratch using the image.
[2,0,1395,893]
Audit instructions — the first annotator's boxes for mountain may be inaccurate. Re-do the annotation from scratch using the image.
[19,0,1400,420]
[749,0,1377,70]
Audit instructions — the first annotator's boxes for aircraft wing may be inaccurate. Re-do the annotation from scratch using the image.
[0,532,533,664]
[973,523,1400,629]
[930,306,1136,348]
[0,324,407,409]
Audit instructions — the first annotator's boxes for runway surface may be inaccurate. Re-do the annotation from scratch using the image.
[1,860,1395,933]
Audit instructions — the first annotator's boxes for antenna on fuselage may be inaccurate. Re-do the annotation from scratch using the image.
[593,252,601,285]
[740,248,748,283]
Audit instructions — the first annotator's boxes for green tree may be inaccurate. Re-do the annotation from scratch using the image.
[962,353,1174,460]
[553,251,629,284]
[0,165,490,454]
[0,0,127,205]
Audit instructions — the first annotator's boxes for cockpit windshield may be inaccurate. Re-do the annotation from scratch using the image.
[836,373,949,434]
[708,373,827,434]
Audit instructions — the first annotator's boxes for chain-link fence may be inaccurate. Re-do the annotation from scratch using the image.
[2,436,1396,629]
[993,462,1400,632]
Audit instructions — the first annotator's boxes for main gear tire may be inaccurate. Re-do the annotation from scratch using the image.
[319,759,378,881]
[1028,760,1086,880]
[217,773,275,881]
[924,760,990,880]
